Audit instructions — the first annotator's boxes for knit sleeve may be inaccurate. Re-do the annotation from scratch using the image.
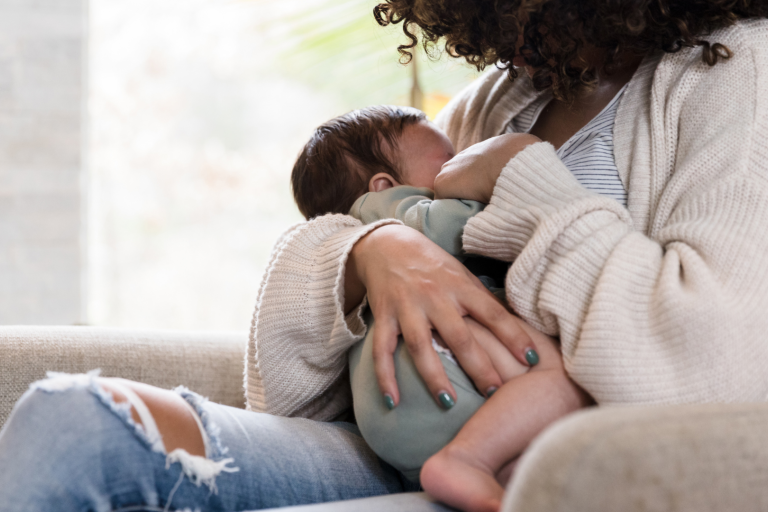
[463,38,768,405]
[245,213,402,421]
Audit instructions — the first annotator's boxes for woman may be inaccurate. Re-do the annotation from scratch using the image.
[2,1,768,510]
[249,1,768,415]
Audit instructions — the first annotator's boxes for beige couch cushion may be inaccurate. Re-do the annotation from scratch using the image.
[0,326,246,427]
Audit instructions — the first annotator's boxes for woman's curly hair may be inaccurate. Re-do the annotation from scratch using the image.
[374,0,768,102]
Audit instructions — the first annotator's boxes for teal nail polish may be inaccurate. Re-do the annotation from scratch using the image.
[383,394,395,410]
[486,387,498,397]
[438,392,455,409]
[525,348,540,366]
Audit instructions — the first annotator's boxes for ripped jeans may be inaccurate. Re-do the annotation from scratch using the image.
[0,372,417,511]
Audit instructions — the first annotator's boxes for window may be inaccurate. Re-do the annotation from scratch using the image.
[88,0,479,330]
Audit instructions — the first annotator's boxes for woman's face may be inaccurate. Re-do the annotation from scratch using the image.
[512,34,536,78]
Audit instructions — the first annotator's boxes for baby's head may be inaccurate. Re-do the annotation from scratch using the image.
[292,105,455,219]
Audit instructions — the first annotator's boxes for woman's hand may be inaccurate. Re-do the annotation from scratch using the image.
[435,133,541,203]
[345,224,540,408]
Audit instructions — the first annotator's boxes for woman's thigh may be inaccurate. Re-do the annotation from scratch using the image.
[0,372,415,512]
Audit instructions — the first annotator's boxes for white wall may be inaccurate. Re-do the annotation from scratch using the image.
[0,0,86,324]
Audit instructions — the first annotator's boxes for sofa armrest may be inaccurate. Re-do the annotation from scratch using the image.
[0,326,247,428]
[503,402,768,512]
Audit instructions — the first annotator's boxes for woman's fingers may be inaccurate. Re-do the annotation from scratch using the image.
[356,225,538,409]
[464,291,539,368]
[399,312,458,409]
[464,317,526,382]
[371,315,402,408]
[431,311,502,397]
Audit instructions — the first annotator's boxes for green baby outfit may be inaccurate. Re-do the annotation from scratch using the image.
[349,186,484,260]
[348,186,501,482]
[349,311,486,482]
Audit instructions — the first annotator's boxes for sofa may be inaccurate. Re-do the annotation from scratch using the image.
[2,325,767,512]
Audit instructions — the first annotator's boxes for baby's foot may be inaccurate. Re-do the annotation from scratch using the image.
[421,444,504,512]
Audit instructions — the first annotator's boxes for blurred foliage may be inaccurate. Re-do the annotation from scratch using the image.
[247,0,480,117]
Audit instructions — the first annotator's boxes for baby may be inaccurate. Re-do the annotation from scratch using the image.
[291,105,587,512]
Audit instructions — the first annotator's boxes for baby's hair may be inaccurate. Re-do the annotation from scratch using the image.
[292,105,427,219]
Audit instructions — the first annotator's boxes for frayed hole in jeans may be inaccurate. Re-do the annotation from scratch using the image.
[30,371,239,497]
[166,449,238,494]
[173,386,228,460]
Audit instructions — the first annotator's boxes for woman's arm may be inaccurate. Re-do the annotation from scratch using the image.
[248,214,535,419]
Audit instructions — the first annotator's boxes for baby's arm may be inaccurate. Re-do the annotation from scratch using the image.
[423,321,590,512]
[349,186,484,258]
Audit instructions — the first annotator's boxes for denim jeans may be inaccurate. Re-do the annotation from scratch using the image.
[0,373,418,511]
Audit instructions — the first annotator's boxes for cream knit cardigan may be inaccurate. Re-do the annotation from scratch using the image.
[246,20,768,421]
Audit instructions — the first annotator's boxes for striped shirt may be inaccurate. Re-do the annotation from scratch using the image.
[505,85,628,206]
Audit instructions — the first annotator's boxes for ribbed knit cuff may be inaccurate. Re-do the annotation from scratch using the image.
[247,214,403,420]
[332,218,403,350]
[463,142,598,261]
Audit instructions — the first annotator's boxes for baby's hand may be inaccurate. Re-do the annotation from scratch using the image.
[434,133,541,202]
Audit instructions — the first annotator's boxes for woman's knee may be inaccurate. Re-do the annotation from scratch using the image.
[5,378,103,439]
[0,378,147,493]
[11,373,216,465]
[0,373,239,510]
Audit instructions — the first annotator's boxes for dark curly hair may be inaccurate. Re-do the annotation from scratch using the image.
[374,0,768,102]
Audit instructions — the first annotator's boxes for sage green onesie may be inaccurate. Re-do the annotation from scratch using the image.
[349,186,484,260]
[347,186,506,482]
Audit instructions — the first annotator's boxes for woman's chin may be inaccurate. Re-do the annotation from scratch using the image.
[524,65,535,78]
[512,58,535,78]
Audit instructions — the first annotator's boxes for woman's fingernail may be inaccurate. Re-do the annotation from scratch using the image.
[486,386,498,397]
[525,348,540,366]
[383,394,395,410]
[438,392,455,409]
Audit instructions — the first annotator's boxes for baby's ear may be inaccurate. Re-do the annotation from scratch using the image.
[369,173,400,192]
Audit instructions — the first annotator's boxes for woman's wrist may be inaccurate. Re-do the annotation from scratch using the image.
[344,240,368,315]
[345,223,442,314]
[344,224,402,314]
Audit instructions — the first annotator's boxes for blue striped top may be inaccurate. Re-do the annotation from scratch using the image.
[505,85,628,206]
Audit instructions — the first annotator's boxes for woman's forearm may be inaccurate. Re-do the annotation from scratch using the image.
[465,138,768,405]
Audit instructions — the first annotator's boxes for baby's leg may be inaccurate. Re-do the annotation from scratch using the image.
[421,326,590,512]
